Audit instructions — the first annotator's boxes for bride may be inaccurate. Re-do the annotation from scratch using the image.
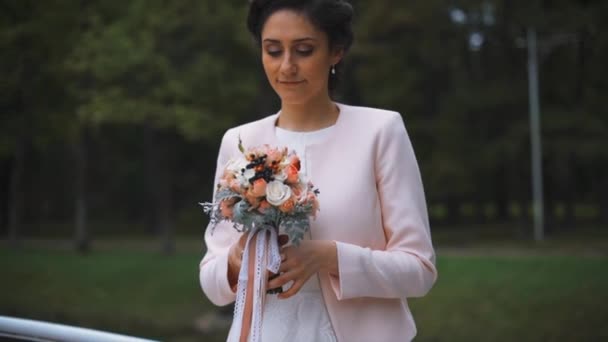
[199,1,437,341]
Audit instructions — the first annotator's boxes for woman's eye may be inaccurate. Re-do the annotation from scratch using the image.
[267,50,282,57]
[297,50,313,56]
[296,48,313,56]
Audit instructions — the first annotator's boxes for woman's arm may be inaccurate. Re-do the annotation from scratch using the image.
[199,129,241,306]
[329,112,437,300]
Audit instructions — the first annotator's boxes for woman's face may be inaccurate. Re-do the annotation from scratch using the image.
[260,10,342,105]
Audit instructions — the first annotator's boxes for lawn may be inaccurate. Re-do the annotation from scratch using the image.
[0,238,607,341]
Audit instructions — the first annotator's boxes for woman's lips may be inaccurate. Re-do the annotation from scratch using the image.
[279,80,305,85]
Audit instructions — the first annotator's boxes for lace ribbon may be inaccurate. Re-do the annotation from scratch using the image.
[233,224,281,342]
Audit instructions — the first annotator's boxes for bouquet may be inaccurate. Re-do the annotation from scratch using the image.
[201,137,320,245]
[200,137,320,342]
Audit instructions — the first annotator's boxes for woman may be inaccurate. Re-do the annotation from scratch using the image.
[199,1,437,341]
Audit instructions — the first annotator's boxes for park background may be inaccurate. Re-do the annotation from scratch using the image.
[1,0,607,341]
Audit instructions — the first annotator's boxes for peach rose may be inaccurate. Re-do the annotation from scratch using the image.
[286,164,299,184]
[245,190,261,208]
[250,179,267,197]
[291,183,302,198]
[266,147,285,166]
[279,197,295,213]
[258,200,271,213]
[289,154,301,171]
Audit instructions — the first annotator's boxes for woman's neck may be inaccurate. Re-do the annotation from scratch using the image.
[276,95,339,132]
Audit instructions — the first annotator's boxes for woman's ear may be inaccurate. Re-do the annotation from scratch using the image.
[330,47,345,66]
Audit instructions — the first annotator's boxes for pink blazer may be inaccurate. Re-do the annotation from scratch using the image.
[199,103,437,341]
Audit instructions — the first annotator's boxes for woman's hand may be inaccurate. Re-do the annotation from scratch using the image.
[227,233,290,291]
[267,239,338,299]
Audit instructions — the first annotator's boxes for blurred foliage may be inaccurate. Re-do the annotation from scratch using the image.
[0,0,607,234]
[65,0,258,142]
[350,0,608,205]
[0,0,80,153]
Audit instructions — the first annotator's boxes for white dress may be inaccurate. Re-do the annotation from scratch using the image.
[228,125,337,342]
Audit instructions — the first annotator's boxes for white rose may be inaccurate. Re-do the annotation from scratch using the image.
[265,180,292,206]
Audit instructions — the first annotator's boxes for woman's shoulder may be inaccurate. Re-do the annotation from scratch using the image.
[340,103,399,116]
[339,103,405,132]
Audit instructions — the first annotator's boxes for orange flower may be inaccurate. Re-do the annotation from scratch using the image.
[250,179,267,197]
[286,164,299,184]
[289,154,301,171]
[266,147,285,166]
[279,197,295,213]
[258,200,271,213]
[245,190,261,208]
[291,183,302,198]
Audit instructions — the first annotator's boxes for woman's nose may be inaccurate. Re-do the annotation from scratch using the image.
[279,53,297,75]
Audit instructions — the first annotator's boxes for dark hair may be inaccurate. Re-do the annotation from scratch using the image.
[247,0,354,92]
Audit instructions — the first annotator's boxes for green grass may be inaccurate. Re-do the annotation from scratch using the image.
[0,239,607,341]
[411,256,608,341]
[0,247,212,341]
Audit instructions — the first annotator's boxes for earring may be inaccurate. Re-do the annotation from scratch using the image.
[331,65,336,75]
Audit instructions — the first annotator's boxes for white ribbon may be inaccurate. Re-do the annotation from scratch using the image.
[232,224,281,342]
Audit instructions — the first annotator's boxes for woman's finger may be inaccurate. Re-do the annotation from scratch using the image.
[278,278,304,299]
[268,269,297,289]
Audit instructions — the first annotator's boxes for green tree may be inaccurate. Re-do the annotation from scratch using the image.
[0,0,80,246]
[65,0,259,253]
[351,0,608,226]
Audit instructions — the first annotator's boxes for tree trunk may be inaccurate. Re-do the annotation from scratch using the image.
[143,123,174,255]
[143,121,160,235]
[8,136,25,247]
[158,133,174,255]
[159,167,174,255]
[74,127,90,253]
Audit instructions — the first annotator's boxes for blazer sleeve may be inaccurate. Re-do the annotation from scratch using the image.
[199,128,240,306]
[329,112,437,300]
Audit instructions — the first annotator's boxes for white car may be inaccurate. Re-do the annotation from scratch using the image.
[0,316,161,342]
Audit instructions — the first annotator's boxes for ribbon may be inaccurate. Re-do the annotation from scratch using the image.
[233,224,281,342]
